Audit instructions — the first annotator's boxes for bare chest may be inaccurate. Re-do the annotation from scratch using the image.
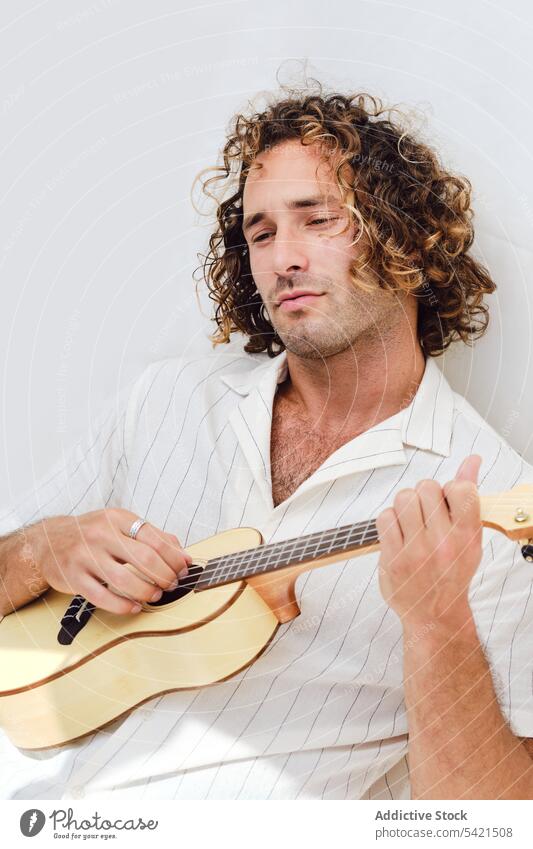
[270,397,341,508]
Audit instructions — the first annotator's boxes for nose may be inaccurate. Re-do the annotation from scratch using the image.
[271,233,310,278]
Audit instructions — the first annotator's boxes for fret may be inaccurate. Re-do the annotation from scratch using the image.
[342,529,352,548]
[309,531,323,562]
[209,557,226,586]
[362,521,377,546]
[297,532,312,563]
[324,525,341,556]
[254,546,273,568]
[244,546,271,578]
[281,536,302,570]
[344,529,364,548]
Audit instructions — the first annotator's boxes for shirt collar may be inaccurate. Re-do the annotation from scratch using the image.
[220,349,454,512]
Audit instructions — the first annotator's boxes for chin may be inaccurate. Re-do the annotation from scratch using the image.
[281,336,342,360]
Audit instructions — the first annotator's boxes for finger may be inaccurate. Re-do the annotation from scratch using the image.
[164,531,193,564]
[90,556,171,604]
[376,507,403,558]
[112,519,191,582]
[415,479,450,538]
[108,535,185,591]
[392,488,424,543]
[454,454,481,484]
[140,525,193,575]
[443,479,480,528]
[112,535,176,587]
[77,572,144,615]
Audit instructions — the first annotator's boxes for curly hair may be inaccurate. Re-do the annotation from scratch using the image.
[192,80,496,358]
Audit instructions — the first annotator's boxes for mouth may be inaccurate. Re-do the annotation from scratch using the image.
[276,292,324,312]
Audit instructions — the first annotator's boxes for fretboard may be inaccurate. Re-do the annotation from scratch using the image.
[194,519,379,590]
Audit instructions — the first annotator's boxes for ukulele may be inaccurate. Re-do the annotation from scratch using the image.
[0,484,532,750]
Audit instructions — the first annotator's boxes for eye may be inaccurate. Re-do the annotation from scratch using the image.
[310,217,339,225]
[251,217,340,244]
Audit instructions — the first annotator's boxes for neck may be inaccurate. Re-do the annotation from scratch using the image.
[282,328,426,435]
[191,490,524,593]
[194,517,379,590]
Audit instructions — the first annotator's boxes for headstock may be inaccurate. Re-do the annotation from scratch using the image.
[480,484,533,561]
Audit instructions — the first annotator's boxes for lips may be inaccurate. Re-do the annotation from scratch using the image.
[277,290,322,304]
[278,293,324,312]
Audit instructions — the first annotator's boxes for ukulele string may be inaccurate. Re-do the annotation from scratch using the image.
[190,496,517,587]
[57,521,379,632]
[207,518,379,569]
[183,523,381,589]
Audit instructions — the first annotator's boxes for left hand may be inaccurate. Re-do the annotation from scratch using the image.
[376,454,483,632]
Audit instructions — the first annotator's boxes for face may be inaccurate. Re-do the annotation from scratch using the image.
[242,138,403,360]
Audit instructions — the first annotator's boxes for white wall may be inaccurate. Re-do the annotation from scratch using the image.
[1,0,532,506]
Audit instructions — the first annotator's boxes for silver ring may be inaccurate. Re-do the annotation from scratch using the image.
[128,518,147,540]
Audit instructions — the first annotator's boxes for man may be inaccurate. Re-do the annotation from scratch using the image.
[1,86,532,800]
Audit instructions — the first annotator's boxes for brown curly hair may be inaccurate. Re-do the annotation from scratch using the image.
[192,80,496,358]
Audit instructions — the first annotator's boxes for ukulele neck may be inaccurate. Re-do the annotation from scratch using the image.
[195,519,378,590]
[194,490,533,591]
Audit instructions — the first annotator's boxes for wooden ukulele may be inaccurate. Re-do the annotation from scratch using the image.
[1,484,532,750]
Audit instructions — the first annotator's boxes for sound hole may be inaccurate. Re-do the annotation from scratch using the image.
[146,563,203,607]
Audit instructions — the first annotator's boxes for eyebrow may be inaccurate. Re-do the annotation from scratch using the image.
[242,193,342,233]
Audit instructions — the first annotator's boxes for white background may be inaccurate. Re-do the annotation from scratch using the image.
[1,0,532,506]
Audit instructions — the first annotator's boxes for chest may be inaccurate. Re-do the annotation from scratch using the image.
[270,396,341,508]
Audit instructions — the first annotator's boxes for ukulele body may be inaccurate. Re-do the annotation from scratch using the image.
[0,527,281,750]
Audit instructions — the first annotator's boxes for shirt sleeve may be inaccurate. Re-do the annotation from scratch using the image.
[0,362,161,539]
[469,525,533,738]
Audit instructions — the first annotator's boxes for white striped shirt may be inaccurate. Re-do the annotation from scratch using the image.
[1,350,532,800]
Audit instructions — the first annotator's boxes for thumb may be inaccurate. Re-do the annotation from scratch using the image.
[455,453,482,484]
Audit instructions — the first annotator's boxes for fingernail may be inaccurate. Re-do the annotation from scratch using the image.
[131,603,142,613]
[178,566,188,578]
[151,588,163,601]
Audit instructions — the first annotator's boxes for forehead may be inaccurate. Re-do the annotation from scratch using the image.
[242,139,339,208]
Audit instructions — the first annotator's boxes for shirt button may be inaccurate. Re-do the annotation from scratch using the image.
[70,785,85,799]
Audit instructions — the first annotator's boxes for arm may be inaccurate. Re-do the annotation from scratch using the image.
[0,523,50,616]
[402,615,533,799]
[376,454,533,799]
[0,511,192,617]
[0,363,187,617]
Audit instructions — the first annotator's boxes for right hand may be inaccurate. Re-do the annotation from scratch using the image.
[28,508,193,615]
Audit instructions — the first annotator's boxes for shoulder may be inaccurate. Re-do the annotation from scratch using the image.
[127,351,269,413]
[135,351,262,389]
[118,351,265,457]
[449,389,533,487]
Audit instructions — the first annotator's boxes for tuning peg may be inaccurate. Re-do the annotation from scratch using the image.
[520,539,533,563]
